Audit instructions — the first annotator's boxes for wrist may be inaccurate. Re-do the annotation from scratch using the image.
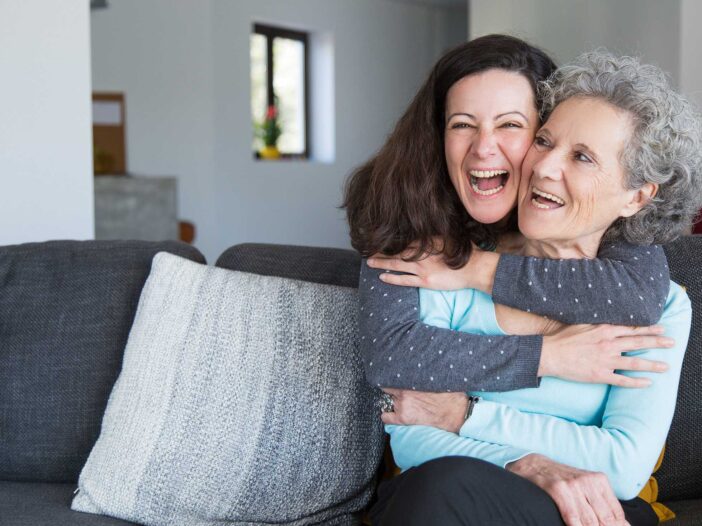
[448,395,479,434]
[506,453,544,475]
[445,394,470,433]
[537,336,554,377]
[474,250,498,295]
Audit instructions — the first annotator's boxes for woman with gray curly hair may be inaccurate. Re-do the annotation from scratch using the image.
[370,51,702,526]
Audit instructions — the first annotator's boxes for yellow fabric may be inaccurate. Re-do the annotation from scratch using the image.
[637,445,676,522]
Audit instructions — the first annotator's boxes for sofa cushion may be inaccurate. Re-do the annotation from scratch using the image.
[661,498,702,525]
[658,236,702,501]
[72,253,384,525]
[0,481,140,526]
[0,240,205,483]
[216,243,361,288]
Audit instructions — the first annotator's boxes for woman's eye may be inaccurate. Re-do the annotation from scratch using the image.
[501,122,522,128]
[450,122,473,129]
[574,151,593,163]
[534,136,550,147]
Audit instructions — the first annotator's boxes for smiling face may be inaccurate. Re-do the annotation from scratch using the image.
[518,96,653,255]
[444,69,539,225]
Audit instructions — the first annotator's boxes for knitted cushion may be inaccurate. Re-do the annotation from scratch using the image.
[72,253,384,525]
[0,240,205,482]
[657,236,702,501]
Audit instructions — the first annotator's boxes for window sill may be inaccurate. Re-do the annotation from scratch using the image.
[253,152,309,161]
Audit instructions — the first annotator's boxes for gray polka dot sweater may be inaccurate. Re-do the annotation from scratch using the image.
[360,242,669,392]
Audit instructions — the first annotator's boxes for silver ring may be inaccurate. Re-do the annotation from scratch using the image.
[380,393,395,413]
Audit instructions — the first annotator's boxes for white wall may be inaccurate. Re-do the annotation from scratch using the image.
[680,0,702,110]
[91,0,466,261]
[469,0,681,84]
[0,1,94,244]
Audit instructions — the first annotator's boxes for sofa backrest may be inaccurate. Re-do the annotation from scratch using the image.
[658,235,702,501]
[3,238,698,499]
[0,240,205,483]
[216,243,361,288]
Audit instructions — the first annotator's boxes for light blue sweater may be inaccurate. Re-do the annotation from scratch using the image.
[386,282,691,500]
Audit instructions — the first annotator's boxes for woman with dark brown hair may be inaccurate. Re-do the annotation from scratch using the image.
[343,35,675,524]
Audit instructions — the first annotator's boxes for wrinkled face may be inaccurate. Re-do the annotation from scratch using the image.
[518,96,638,247]
[444,69,539,224]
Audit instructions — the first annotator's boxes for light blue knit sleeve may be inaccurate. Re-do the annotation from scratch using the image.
[386,424,531,471]
[459,283,691,500]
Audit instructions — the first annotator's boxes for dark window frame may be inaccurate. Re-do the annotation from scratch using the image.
[253,23,310,160]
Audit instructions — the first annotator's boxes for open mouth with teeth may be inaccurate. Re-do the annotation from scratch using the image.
[469,170,509,196]
[531,188,565,209]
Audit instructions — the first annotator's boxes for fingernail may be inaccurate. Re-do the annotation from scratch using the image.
[367,258,376,266]
[657,363,669,372]
[662,338,675,346]
[379,274,387,281]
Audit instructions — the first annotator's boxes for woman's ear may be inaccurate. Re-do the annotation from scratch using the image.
[619,182,659,218]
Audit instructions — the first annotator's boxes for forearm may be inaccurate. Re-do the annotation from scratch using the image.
[359,261,541,391]
[460,401,654,498]
[387,424,531,471]
[460,285,689,499]
[492,243,670,325]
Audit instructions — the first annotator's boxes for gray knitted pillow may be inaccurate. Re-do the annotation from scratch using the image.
[71,252,384,525]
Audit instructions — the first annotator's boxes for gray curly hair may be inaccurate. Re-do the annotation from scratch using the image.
[538,50,702,244]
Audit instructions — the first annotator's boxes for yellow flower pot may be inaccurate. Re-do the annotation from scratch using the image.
[259,145,281,160]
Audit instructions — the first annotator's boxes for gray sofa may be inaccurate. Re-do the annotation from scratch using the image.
[1,238,700,525]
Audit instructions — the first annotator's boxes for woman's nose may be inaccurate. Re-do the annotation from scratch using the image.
[473,129,498,159]
[533,150,563,181]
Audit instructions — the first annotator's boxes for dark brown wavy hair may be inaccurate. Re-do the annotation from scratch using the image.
[342,34,557,267]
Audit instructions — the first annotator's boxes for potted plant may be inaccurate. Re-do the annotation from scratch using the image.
[256,104,283,160]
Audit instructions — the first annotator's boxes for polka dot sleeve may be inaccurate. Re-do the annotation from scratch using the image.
[358,260,542,392]
[493,243,670,326]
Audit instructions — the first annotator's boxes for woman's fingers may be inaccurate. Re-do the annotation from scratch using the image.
[367,256,419,274]
[550,483,597,526]
[581,473,626,526]
[596,483,627,524]
[599,373,652,389]
[380,412,400,425]
[605,324,665,338]
[378,272,423,287]
[612,354,668,373]
[612,335,674,354]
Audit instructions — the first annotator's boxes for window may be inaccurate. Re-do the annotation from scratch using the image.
[251,23,309,159]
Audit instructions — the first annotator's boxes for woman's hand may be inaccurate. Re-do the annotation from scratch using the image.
[540,324,674,388]
[507,454,629,526]
[379,388,468,434]
[366,242,499,294]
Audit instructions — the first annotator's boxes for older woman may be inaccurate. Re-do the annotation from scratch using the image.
[369,51,702,526]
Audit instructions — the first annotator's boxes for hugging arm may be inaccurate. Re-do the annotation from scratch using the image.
[386,424,530,472]
[359,261,541,392]
[493,243,670,325]
[362,242,670,391]
[459,285,691,499]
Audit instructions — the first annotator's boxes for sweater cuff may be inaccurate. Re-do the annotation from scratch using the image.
[459,401,533,468]
[492,253,522,307]
[501,449,534,469]
[513,335,543,388]
[459,399,499,438]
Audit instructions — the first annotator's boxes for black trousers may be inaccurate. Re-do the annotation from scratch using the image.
[370,457,659,526]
